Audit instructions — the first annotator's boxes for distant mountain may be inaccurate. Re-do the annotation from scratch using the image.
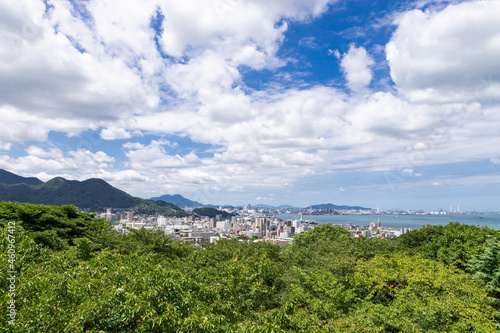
[150,194,205,208]
[306,203,371,211]
[253,204,276,208]
[253,204,306,209]
[0,169,43,185]
[0,169,187,216]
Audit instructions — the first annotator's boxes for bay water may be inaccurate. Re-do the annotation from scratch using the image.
[276,213,500,230]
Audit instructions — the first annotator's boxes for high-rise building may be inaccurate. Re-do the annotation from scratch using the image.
[105,208,113,222]
[255,217,268,237]
[127,210,134,221]
[157,216,168,226]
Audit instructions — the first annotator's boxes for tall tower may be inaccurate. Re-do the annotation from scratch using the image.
[255,217,268,238]
[377,218,381,229]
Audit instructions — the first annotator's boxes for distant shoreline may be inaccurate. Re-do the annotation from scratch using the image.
[276,213,500,230]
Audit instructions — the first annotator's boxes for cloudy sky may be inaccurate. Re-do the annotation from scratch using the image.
[1,0,500,211]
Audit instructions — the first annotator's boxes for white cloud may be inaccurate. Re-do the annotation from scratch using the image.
[285,151,323,166]
[413,142,428,150]
[158,0,331,60]
[387,0,500,103]
[25,146,65,159]
[100,127,132,140]
[0,0,160,144]
[0,106,97,146]
[1,0,500,204]
[124,139,200,169]
[340,44,375,92]
[123,142,145,150]
[0,143,11,151]
[0,0,337,148]
[0,148,114,177]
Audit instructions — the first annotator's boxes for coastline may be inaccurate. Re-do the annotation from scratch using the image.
[276,213,500,230]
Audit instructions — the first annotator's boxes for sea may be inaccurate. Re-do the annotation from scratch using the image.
[276,213,500,230]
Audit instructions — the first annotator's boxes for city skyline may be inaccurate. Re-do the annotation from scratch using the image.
[1,0,500,211]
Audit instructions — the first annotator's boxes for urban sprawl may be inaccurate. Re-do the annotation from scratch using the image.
[98,205,422,246]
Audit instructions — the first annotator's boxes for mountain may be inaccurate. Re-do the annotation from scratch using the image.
[0,176,139,209]
[306,203,372,211]
[150,194,205,208]
[254,204,301,209]
[0,169,187,216]
[192,207,235,219]
[253,204,276,208]
[0,169,43,185]
[277,205,300,209]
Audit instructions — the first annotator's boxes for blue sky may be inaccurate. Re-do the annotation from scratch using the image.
[1,0,500,211]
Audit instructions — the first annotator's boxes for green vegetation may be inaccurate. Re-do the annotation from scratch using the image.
[1,202,499,332]
[0,174,187,216]
[0,177,140,210]
[193,207,235,219]
[0,169,42,185]
[131,200,188,218]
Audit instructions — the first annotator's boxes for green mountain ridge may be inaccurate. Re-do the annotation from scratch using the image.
[150,193,206,208]
[0,169,187,216]
[0,169,43,185]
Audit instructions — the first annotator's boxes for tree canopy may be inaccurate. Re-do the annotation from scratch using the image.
[0,202,498,332]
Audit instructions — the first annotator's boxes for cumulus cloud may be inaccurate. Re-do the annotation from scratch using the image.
[339,44,375,92]
[0,148,114,178]
[25,146,65,159]
[100,127,132,140]
[387,0,500,103]
[124,139,200,169]
[0,0,161,150]
[158,0,331,60]
[1,0,500,202]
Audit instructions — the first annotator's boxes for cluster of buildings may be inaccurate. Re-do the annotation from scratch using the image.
[98,209,410,246]
[344,218,411,239]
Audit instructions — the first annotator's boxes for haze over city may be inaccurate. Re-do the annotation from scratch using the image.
[1,0,500,211]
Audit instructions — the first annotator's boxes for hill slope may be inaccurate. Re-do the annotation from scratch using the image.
[150,194,205,208]
[0,177,139,209]
[0,170,187,216]
[0,169,43,185]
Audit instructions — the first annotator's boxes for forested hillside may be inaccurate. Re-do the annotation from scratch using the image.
[1,201,499,332]
[0,170,188,216]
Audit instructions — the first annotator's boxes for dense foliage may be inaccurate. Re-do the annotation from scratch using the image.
[0,175,187,216]
[1,202,499,332]
[0,169,43,186]
[131,200,188,218]
[193,207,235,219]
[0,177,141,210]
